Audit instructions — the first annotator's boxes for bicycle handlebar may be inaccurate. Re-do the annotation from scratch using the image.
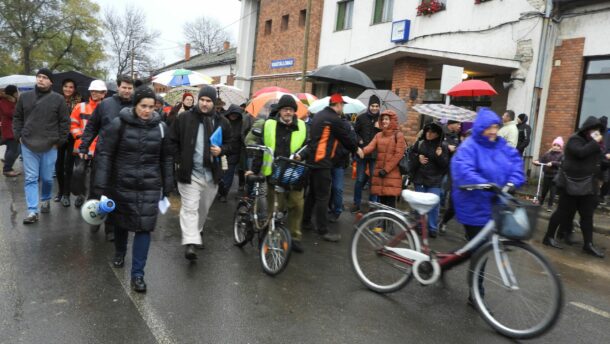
[459,183,502,192]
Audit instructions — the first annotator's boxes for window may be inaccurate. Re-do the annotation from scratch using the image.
[281,15,289,31]
[336,0,354,31]
[372,0,393,24]
[578,57,610,127]
[264,19,272,35]
[299,9,307,27]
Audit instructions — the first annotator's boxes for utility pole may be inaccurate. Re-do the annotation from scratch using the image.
[130,45,135,80]
[300,0,313,92]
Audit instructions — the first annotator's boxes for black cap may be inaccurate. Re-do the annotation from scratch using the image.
[277,94,298,111]
[3,85,17,97]
[369,94,380,106]
[133,86,156,106]
[198,85,217,103]
[36,68,53,81]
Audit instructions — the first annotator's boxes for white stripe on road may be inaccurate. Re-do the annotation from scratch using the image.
[110,265,178,344]
[570,302,610,319]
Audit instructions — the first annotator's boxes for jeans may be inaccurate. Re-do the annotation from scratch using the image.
[115,228,151,278]
[415,185,442,233]
[22,145,57,213]
[304,168,332,234]
[219,162,238,196]
[2,139,20,172]
[353,157,378,207]
[330,167,345,215]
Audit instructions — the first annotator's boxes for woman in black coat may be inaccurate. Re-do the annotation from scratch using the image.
[543,116,605,258]
[94,86,174,292]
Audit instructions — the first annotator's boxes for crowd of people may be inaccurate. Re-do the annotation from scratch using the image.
[0,68,607,292]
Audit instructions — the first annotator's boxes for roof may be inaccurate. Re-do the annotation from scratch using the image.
[157,47,237,73]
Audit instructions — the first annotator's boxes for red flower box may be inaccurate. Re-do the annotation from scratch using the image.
[417,0,445,16]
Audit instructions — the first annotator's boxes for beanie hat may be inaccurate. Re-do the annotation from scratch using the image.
[369,94,380,106]
[277,94,298,111]
[552,136,564,149]
[518,113,528,123]
[197,85,217,103]
[132,86,156,106]
[182,92,194,101]
[155,95,164,104]
[3,85,18,97]
[36,68,53,81]
[447,120,460,125]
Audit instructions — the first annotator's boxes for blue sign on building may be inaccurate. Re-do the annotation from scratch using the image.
[271,58,295,69]
[391,20,411,43]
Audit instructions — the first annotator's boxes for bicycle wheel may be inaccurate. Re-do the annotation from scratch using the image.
[350,213,416,293]
[469,240,563,339]
[233,201,252,247]
[260,224,292,276]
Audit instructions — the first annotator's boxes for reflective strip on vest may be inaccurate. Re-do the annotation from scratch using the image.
[261,119,307,176]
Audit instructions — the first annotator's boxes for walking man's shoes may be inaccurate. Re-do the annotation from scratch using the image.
[323,233,341,242]
[185,244,197,261]
[131,276,147,293]
[23,212,39,224]
[583,243,605,258]
[74,196,85,208]
[292,240,304,253]
[40,201,50,213]
[542,237,563,249]
[113,254,125,268]
[60,195,70,207]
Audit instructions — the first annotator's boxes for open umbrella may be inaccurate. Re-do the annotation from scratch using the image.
[412,103,477,122]
[308,96,366,114]
[215,84,247,109]
[153,69,213,87]
[245,92,308,119]
[252,86,291,98]
[307,64,376,89]
[51,71,96,99]
[295,92,318,106]
[447,80,497,97]
[0,75,36,88]
[357,89,407,122]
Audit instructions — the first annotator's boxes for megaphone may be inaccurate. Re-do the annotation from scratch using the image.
[81,195,116,225]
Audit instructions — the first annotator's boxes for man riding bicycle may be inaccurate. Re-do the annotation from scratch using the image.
[245,95,309,253]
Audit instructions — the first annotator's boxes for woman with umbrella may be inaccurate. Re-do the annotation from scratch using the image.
[55,78,81,207]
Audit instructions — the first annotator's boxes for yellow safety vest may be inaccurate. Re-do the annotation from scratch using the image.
[261,119,307,176]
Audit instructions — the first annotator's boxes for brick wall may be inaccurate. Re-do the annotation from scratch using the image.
[539,38,585,155]
[251,0,323,95]
[391,57,428,145]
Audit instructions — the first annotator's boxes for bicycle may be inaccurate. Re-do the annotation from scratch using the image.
[350,183,563,339]
[233,145,309,276]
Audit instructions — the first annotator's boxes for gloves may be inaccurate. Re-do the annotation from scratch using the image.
[378,169,388,178]
[502,183,516,195]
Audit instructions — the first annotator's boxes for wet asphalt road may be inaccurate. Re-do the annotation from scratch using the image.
[1,170,610,344]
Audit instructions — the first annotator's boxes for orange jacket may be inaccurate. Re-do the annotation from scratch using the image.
[70,98,101,155]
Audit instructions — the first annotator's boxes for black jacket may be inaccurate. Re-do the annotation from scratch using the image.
[354,111,379,158]
[517,122,532,154]
[308,106,358,169]
[224,104,245,164]
[169,107,233,184]
[539,150,563,177]
[80,94,132,154]
[332,115,357,169]
[94,108,174,232]
[13,87,69,152]
[563,116,604,180]
[409,123,449,187]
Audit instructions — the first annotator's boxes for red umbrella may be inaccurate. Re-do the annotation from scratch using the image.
[252,86,291,98]
[447,80,497,97]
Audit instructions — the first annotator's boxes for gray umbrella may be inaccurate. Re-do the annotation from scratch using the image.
[357,89,407,122]
[307,64,376,89]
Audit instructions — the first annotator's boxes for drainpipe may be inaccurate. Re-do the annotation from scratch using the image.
[300,0,313,92]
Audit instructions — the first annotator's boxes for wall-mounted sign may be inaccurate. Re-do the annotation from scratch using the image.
[391,20,410,43]
[271,58,295,69]
[440,65,464,94]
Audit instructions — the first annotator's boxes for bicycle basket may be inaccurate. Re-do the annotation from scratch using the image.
[269,157,310,190]
[493,200,540,240]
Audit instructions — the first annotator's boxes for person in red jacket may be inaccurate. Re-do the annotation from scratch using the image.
[0,85,19,177]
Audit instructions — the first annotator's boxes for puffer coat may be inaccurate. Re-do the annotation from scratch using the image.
[362,111,406,196]
[94,108,174,232]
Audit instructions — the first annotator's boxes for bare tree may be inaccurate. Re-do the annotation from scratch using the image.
[183,17,232,55]
[103,5,160,79]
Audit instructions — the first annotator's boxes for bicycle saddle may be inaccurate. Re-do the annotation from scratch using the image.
[401,189,440,215]
[246,174,266,183]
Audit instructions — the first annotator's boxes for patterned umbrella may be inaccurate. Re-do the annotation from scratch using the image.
[295,93,318,106]
[412,103,477,122]
[356,89,407,122]
[153,69,213,87]
[308,96,366,114]
[252,86,291,98]
[245,92,308,119]
[215,84,247,109]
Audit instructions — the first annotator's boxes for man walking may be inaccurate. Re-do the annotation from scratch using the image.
[13,68,69,224]
[498,110,519,148]
[516,113,532,156]
[351,95,380,213]
[169,85,233,261]
[304,94,361,242]
[79,75,134,240]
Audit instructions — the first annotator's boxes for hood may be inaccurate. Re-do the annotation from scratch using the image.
[0,94,16,102]
[518,113,528,124]
[578,116,604,136]
[224,104,244,120]
[422,122,444,143]
[472,108,503,147]
[379,110,399,135]
[119,107,161,126]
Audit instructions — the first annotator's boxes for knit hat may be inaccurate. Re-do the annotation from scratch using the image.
[277,94,298,111]
[132,86,156,106]
[369,94,380,106]
[552,136,564,149]
[518,113,528,123]
[3,85,17,97]
[447,120,460,125]
[36,68,53,81]
[155,95,164,104]
[182,92,194,101]
[197,85,217,103]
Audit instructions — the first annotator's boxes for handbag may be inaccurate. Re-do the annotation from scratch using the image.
[394,133,409,175]
[564,173,595,196]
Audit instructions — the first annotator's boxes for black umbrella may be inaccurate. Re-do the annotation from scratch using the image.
[307,65,376,89]
[51,71,96,99]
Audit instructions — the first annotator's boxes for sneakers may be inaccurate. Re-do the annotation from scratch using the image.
[323,233,341,242]
[60,195,70,207]
[40,201,50,213]
[292,240,304,253]
[328,212,340,223]
[218,195,227,203]
[185,244,197,261]
[349,204,361,214]
[113,254,125,268]
[23,212,39,224]
[439,223,447,234]
[131,276,147,293]
[74,195,85,208]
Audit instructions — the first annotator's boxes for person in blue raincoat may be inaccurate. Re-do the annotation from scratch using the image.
[451,108,525,241]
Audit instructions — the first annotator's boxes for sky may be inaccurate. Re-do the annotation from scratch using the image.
[94,0,242,66]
